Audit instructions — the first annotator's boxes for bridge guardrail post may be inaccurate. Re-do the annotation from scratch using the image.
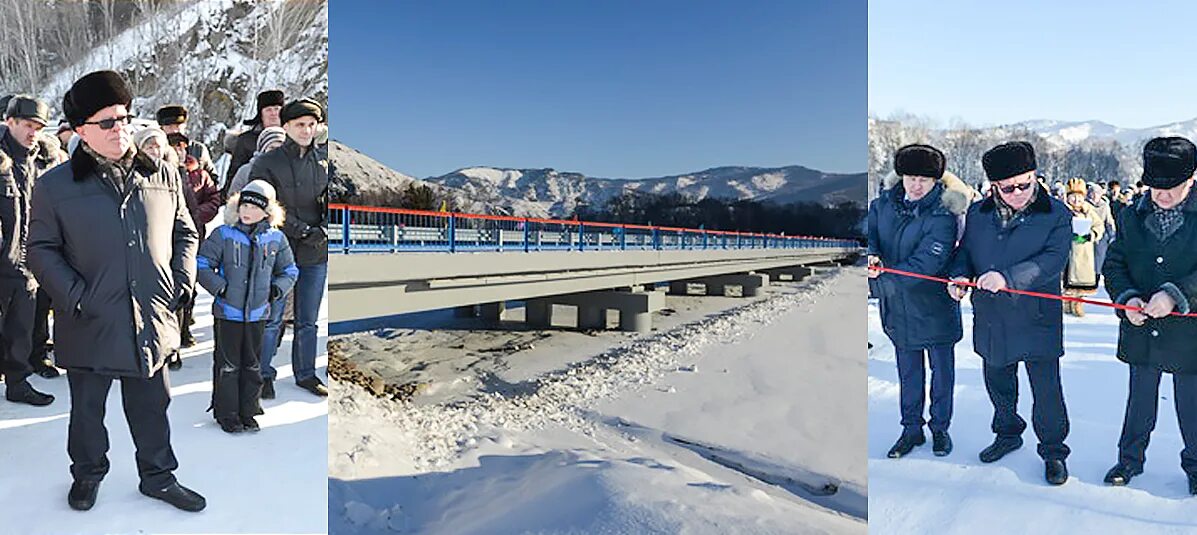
[341,206,350,253]
[523,219,530,253]
[579,223,585,251]
[448,214,457,253]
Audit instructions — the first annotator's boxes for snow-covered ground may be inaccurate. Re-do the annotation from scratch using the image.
[329,267,866,534]
[0,216,328,535]
[869,287,1197,533]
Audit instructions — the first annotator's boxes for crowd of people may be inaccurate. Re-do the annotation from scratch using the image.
[0,69,328,513]
[868,138,1197,495]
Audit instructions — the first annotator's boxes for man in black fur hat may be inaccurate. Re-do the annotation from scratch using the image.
[27,70,205,512]
[156,104,216,178]
[1102,136,1197,494]
[225,89,284,198]
[948,141,1074,486]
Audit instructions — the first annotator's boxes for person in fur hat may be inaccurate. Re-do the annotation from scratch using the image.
[27,70,205,512]
[250,97,328,398]
[156,105,216,179]
[1103,136,1197,494]
[195,180,297,433]
[225,89,285,198]
[947,141,1073,486]
[1062,178,1104,316]
[868,144,971,459]
[196,181,296,433]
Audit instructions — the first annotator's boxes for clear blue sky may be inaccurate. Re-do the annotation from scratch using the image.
[331,1,865,179]
[870,0,1197,128]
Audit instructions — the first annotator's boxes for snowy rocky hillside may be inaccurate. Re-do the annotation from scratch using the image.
[328,141,552,217]
[5,0,327,149]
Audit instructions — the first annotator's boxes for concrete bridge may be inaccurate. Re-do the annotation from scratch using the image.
[328,204,860,333]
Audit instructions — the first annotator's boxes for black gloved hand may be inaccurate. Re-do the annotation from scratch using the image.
[172,285,192,311]
[302,225,327,247]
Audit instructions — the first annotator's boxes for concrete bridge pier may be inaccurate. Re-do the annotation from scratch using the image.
[765,266,814,282]
[525,298,553,328]
[526,289,665,333]
[699,273,770,297]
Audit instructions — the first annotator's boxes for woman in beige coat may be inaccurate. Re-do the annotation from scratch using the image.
[1063,178,1104,315]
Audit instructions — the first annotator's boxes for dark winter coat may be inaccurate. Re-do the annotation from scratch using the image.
[249,138,328,266]
[1103,190,1197,374]
[196,195,298,322]
[187,140,217,183]
[226,124,262,195]
[949,186,1072,366]
[27,146,198,378]
[183,164,221,230]
[868,178,969,350]
[0,128,59,282]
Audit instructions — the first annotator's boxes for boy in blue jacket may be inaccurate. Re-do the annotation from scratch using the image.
[196,180,298,433]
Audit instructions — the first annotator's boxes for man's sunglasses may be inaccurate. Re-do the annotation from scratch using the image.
[82,115,132,130]
[995,182,1035,194]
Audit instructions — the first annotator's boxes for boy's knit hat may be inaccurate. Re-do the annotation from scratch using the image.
[239,179,276,210]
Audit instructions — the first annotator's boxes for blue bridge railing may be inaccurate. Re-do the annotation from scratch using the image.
[327,204,859,253]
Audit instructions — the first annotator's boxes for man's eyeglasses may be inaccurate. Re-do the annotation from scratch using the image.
[82,115,132,130]
[996,182,1035,194]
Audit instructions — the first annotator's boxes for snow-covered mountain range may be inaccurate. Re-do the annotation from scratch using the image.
[1008,118,1197,148]
[330,143,864,217]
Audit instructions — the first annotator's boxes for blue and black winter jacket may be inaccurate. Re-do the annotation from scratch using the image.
[196,196,298,322]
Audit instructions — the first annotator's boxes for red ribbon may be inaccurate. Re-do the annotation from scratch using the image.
[870,265,1197,318]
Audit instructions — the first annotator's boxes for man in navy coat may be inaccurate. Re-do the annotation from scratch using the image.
[948,141,1074,485]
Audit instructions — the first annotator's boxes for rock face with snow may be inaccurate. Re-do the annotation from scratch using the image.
[30,0,327,148]
[424,165,865,217]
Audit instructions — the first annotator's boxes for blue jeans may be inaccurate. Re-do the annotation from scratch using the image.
[261,262,327,382]
[895,344,955,435]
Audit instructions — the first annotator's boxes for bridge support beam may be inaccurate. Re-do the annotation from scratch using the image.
[480,301,507,322]
[765,266,814,282]
[698,273,770,297]
[526,298,553,328]
[668,281,696,295]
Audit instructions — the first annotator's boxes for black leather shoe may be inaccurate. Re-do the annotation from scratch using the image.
[932,431,953,457]
[240,416,260,432]
[1045,460,1069,486]
[887,432,925,459]
[6,380,54,406]
[1103,463,1142,486]
[979,436,1023,463]
[261,380,275,400]
[32,358,60,378]
[140,482,206,512]
[297,377,328,397]
[218,418,244,434]
[68,480,100,511]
